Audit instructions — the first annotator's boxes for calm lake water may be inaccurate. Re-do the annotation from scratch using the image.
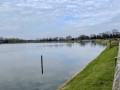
[0,41,106,90]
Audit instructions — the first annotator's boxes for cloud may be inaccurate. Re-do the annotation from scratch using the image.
[0,0,120,38]
[0,26,18,31]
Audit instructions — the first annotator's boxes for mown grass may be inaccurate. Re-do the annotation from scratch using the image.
[60,40,118,90]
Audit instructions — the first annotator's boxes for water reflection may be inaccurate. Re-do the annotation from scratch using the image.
[0,41,106,90]
[37,41,106,49]
[66,43,73,47]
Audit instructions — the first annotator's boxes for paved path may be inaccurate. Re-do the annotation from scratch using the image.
[113,43,120,90]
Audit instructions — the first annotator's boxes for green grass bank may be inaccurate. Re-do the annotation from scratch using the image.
[60,40,118,90]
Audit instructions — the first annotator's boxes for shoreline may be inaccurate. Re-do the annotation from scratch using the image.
[58,46,107,90]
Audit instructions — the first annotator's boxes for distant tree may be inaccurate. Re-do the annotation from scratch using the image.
[78,35,89,40]
[98,33,103,39]
[59,37,65,41]
[112,29,119,38]
[53,37,59,41]
[90,34,96,39]
[0,37,4,43]
[66,35,72,40]
[105,31,111,38]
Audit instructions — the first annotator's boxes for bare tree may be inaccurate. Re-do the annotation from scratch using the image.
[112,29,119,38]
[66,35,72,40]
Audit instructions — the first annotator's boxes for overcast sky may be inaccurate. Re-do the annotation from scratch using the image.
[0,0,120,39]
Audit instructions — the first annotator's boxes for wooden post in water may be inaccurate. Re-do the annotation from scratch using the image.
[41,55,43,74]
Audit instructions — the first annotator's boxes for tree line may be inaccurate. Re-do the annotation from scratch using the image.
[0,29,119,44]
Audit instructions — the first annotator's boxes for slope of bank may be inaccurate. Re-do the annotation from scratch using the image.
[60,40,118,90]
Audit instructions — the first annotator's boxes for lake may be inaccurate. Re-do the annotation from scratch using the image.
[0,41,106,90]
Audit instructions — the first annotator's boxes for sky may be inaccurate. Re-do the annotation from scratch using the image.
[0,0,120,39]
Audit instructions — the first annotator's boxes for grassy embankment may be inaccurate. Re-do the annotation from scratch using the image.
[60,40,118,90]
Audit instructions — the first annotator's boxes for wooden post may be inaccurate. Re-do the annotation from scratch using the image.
[109,39,112,48]
[41,55,43,74]
[115,57,117,66]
